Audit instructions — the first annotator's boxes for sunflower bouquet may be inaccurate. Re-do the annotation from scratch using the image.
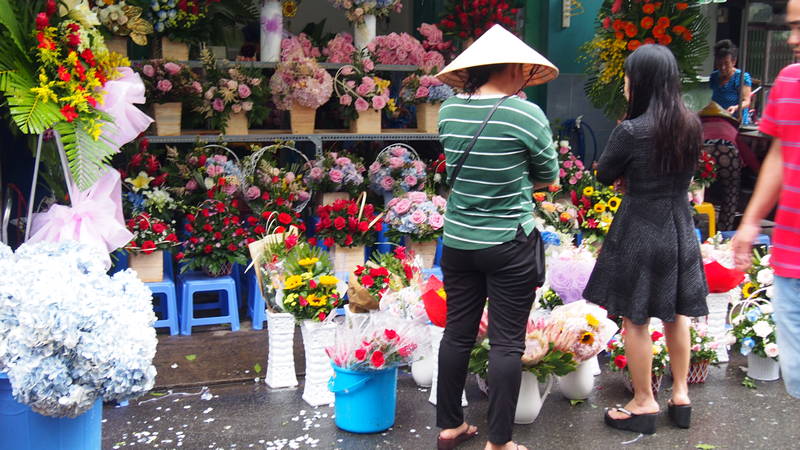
[549,300,619,363]
[571,184,622,244]
[280,243,343,322]
[740,248,774,302]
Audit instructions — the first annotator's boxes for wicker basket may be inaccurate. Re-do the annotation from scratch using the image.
[129,250,163,282]
[350,109,381,134]
[290,104,316,134]
[687,360,711,384]
[202,262,233,278]
[331,245,365,274]
[225,112,249,135]
[416,103,440,134]
[623,372,663,397]
[153,103,181,136]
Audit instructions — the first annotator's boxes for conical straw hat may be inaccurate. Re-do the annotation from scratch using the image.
[436,25,558,89]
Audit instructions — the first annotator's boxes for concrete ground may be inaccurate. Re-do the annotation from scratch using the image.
[103,353,800,450]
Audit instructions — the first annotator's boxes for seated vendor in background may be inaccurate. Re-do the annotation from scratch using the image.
[710,39,752,124]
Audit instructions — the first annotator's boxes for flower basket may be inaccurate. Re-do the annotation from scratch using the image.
[202,262,233,278]
[623,372,663,397]
[106,35,128,58]
[128,250,164,283]
[331,245,366,274]
[290,104,316,134]
[161,37,189,60]
[407,239,438,269]
[416,103,440,134]
[225,111,249,135]
[687,360,711,384]
[350,109,381,134]
[153,102,182,136]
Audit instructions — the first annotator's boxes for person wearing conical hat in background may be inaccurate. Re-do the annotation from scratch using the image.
[433,25,559,450]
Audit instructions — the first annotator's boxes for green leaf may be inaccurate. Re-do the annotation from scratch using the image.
[742,376,757,389]
[58,121,118,190]
[570,399,585,406]
[0,0,29,56]
[185,354,197,361]
[254,363,262,374]
[696,444,717,449]
[149,392,167,397]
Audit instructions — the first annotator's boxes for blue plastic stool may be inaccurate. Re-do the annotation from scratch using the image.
[434,237,443,267]
[246,270,267,331]
[232,263,245,308]
[719,230,771,246]
[695,229,702,243]
[147,254,179,336]
[177,272,240,335]
[422,267,444,282]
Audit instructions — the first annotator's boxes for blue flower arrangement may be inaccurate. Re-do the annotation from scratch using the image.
[0,241,158,418]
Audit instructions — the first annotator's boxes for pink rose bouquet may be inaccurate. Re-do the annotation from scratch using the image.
[280,33,321,61]
[323,32,357,63]
[334,49,396,122]
[305,151,366,194]
[367,32,445,73]
[368,144,426,196]
[327,0,404,23]
[135,59,198,104]
[384,191,446,242]
[399,73,454,105]
[269,57,333,110]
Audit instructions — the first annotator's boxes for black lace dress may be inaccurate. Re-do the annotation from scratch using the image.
[583,116,709,325]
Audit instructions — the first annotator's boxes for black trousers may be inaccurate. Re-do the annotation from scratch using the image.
[436,228,543,444]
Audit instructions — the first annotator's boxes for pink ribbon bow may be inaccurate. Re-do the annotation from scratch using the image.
[28,169,133,267]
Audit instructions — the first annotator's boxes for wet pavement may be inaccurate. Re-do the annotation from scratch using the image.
[103,353,800,450]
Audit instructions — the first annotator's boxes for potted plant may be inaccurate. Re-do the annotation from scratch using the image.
[312,197,382,274]
[269,55,333,134]
[179,200,254,277]
[305,151,366,206]
[334,49,395,134]
[607,327,670,396]
[0,241,157,449]
[383,191,446,268]
[93,1,154,57]
[399,73,453,133]
[686,321,719,384]
[326,0,404,49]
[124,212,179,282]
[135,59,200,136]
[196,49,269,135]
[690,150,717,204]
[368,144,427,204]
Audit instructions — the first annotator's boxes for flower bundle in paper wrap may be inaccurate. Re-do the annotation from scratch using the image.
[546,245,596,304]
[549,300,618,362]
[421,275,447,328]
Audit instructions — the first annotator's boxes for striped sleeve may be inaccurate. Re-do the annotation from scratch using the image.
[505,100,558,183]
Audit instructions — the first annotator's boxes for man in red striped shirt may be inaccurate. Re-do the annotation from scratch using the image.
[734,0,800,399]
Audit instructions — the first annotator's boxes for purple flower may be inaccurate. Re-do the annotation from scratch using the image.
[156,79,173,93]
[238,84,252,99]
[212,98,225,112]
[380,176,394,191]
[261,14,281,33]
[163,62,181,75]
[185,179,198,190]
[329,169,344,183]
[410,210,427,225]
[142,64,155,77]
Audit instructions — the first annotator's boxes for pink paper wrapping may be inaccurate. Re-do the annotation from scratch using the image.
[28,169,133,267]
[97,67,154,150]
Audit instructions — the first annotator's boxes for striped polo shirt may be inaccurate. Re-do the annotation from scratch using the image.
[438,94,559,250]
[759,63,800,278]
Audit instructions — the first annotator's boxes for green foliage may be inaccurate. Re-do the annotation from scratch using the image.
[742,376,756,389]
[468,338,490,378]
[524,344,577,383]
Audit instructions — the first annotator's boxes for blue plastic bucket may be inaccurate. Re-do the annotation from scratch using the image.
[328,365,397,433]
[0,373,102,450]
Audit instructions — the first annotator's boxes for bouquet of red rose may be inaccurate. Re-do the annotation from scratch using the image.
[124,212,179,255]
[438,0,519,44]
[691,150,718,190]
[180,200,254,277]
[326,312,429,372]
[312,197,383,248]
[347,264,392,313]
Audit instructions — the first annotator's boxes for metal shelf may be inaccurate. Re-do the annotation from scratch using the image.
[144,130,440,156]
[132,60,419,72]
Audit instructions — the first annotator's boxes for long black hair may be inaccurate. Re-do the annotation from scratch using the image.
[624,44,701,174]
[463,64,508,94]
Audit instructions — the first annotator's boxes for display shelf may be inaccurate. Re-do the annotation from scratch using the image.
[133,60,419,72]
[144,130,440,156]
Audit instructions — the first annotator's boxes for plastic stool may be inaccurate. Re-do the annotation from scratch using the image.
[719,231,771,246]
[178,272,240,335]
[246,270,266,331]
[434,237,443,267]
[694,202,716,237]
[422,267,444,282]
[148,254,179,336]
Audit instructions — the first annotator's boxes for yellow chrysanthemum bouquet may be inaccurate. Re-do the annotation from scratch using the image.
[280,242,343,322]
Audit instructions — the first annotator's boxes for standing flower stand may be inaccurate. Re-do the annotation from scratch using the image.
[416,103,440,134]
[265,311,298,389]
[514,373,553,424]
[300,320,336,406]
[128,250,164,283]
[353,14,376,50]
[161,37,189,60]
[260,0,282,62]
[350,109,381,134]
[407,240,438,269]
[428,325,468,406]
[557,359,594,400]
[225,112,249,135]
[687,360,711,384]
[706,290,735,363]
[747,353,780,381]
[0,374,102,450]
[290,104,316,134]
[153,103,182,136]
[331,245,365,275]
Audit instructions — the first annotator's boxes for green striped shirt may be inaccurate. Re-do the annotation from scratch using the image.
[439,94,558,250]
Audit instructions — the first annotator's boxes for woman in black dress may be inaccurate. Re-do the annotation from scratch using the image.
[583,45,709,434]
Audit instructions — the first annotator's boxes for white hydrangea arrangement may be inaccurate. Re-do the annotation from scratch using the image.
[0,241,158,418]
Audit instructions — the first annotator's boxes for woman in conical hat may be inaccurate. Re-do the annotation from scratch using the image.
[433,25,559,450]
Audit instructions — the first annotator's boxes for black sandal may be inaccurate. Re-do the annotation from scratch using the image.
[437,425,478,450]
[667,401,692,429]
[604,407,658,434]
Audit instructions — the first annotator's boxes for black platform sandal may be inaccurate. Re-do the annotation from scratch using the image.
[604,407,658,434]
[667,401,691,429]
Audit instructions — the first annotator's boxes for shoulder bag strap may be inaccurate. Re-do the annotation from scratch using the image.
[447,95,512,188]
